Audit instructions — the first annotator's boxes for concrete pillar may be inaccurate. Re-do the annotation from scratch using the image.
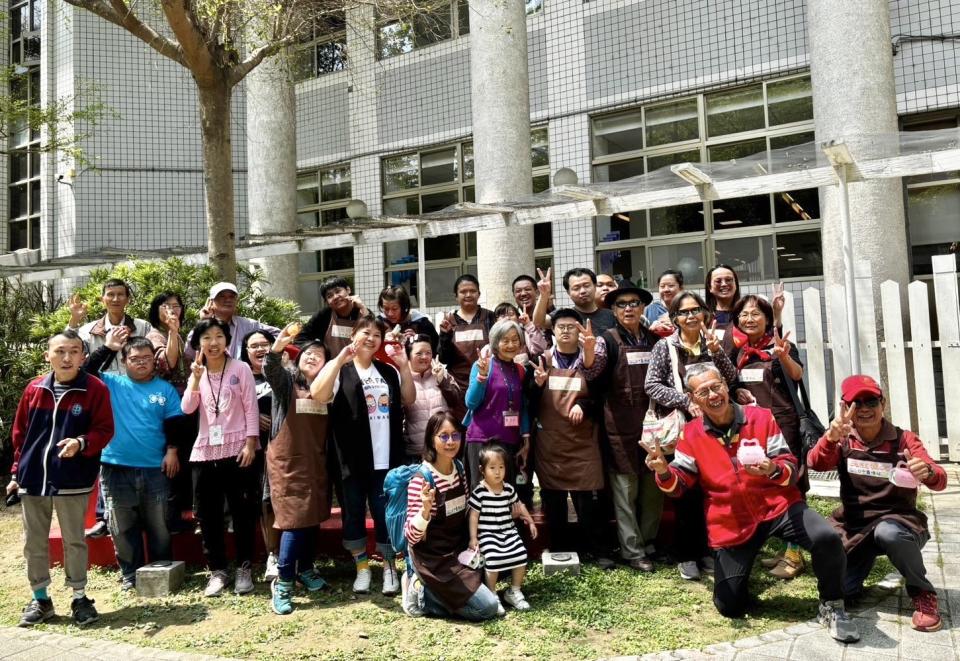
[808,1,910,298]
[469,0,534,307]
[246,48,299,301]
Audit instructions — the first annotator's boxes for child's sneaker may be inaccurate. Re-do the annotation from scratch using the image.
[271,578,294,615]
[503,587,530,611]
[382,565,400,595]
[297,568,328,592]
[18,598,54,627]
[353,568,372,594]
[400,572,424,617]
[264,552,279,581]
[71,596,99,626]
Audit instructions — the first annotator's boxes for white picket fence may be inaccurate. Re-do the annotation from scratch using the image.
[783,254,960,462]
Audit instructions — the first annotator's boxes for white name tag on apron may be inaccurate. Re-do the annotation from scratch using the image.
[626,351,651,366]
[330,325,353,338]
[208,424,224,446]
[296,399,328,415]
[847,458,891,479]
[715,329,726,340]
[548,376,583,392]
[740,369,764,383]
[455,329,485,343]
[445,494,466,516]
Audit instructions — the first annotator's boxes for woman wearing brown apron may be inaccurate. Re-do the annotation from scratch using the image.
[402,411,501,620]
[730,294,807,579]
[438,274,495,392]
[262,329,331,615]
[645,291,738,581]
[530,308,612,567]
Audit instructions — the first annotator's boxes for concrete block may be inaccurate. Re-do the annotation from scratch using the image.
[541,551,580,576]
[136,560,185,597]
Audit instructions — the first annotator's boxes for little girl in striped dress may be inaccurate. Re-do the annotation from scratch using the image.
[468,444,538,611]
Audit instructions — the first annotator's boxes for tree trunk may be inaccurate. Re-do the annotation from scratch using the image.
[197,81,237,283]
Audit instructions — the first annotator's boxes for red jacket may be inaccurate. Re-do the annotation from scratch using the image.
[655,404,801,549]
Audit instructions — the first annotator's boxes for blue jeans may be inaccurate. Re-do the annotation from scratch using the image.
[278,528,316,581]
[421,583,500,621]
[341,470,393,559]
[100,464,171,581]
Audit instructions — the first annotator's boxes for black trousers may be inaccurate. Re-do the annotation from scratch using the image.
[714,502,845,618]
[193,457,261,571]
[540,488,611,557]
[669,485,710,563]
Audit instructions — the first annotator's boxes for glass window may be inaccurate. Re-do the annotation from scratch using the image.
[383,195,419,216]
[9,220,27,250]
[532,174,549,193]
[29,180,39,214]
[645,99,699,147]
[421,148,458,187]
[462,143,474,180]
[712,196,771,229]
[770,131,814,151]
[458,0,470,35]
[767,76,813,126]
[593,111,644,157]
[426,266,461,307]
[383,154,419,193]
[594,158,644,183]
[316,39,347,75]
[10,153,27,182]
[706,85,764,137]
[296,174,319,207]
[10,183,27,218]
[30,0,42,31]
[385,240,418,267]
[650,203,704,235]
[534,222,552,249]
[29,217,39,248]
[774,188,819,223]
[597,210,646,243]
[387,269,420,305]
[320,165,351,202]
[649,242,704,288]
[708,138,766,163]
[526,0,543,15]
[321,207,349,225]
[714,235,775,282]
[297,210,319,228]
[908,183,960,247]
[378,21,414,58]
[323,247,354,271]
[647,148,700,173]
[425,235,460,260]
[776,231,822,278]
[598,246,647,288]
[531,127,549,168]
[421,189,459,213]
[413,7,452,47]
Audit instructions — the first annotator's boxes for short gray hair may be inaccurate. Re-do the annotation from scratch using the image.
[683,362,723,391]
[488,319,525,357]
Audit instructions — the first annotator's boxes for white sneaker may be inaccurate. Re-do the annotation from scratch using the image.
[400,572,424,617]
[353,568,372,594]
[502,587,530,611]
[235,561,255,595]
[678,561,701,581]
[264,553,279,581]
[204,570,231,597]
[496,601,506,617]
[382,565,400,596]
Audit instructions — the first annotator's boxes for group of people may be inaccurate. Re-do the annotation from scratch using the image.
[6,265,946,643]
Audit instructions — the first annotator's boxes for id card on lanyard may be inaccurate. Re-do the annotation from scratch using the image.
[207,363,227,446]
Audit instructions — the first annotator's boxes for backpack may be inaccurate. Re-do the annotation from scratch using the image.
[384,459,465,555]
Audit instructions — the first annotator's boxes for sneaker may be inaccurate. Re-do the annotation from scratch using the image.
[760,553,783,569]
[400,572,424,617]
[699,555,715,574]
[629,557,654,572]
[235,561,254,595]
[85,520,109,539]
[818,599,860,643]
[502,587,530,611]
[594,556,616,570]
[353,568,372,594]
[770,555,805,580]
[70,596,99,626]
[496,601,506,617]
[382,565,400,596]
[297,568,328,592]
[678,561,701,581]
[270,578,294,615]
[204,570,231,597]
[911,591,942,632]
[264,553,279,582]
[18,598,54,627]
[120,576,136,592]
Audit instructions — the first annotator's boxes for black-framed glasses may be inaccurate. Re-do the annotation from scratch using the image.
[693,382,726,399]
[850,397,882,408]
[438,432,462,443]
[614,300,642,309]
[675,307,705,318]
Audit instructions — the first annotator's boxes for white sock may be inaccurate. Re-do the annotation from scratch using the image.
[73,588,86,600]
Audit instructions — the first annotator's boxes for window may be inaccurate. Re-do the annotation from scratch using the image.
[296,164,354,310]
[382,128,551,307]
[294,11,346,81]
[8,0,41,251]
[590,74,819,286]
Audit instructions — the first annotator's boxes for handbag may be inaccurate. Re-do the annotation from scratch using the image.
[782,368,826,456]
[639,342,685,453]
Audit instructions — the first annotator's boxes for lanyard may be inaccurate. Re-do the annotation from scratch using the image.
[206,357,228,420]
[494,359,517,410]
[553,349,580,371]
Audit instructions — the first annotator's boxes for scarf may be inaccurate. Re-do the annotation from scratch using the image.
[731,327,775,369]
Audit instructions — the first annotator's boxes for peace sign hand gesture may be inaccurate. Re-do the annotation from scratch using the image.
[772,328,792,358]
[189,351,205,381]
[642,434,671,478]
[702,320,721,353]
[771,282,786,323]
[536,267,553,297]
[476,346,490,379]
[826,401,857,443]
[439,312,455,334]
[576,319,595,353]
[533,356,549,387]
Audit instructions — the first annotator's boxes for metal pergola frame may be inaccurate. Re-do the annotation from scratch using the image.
[3,129,959,370]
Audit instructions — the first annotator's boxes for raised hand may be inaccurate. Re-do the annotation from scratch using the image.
[274,321,300,352]
[903,447,932,483]
[349,295,368,316]
[104,326,129,352]
[576,319,595,353]
[533,356,548,387]
[536,266,553,297]
[163,305,181,333]
[772,327,792,358]
[68,294,87,326]
[702,320,721,353]
[199,297,214,320]
[439,312,455,334]
[189,351,205,381]
[518,310,531,327]
[826,401,857,443]
[641,434,671,477]
[476,346,490,379]
[420,481,436,518]
[338,339,359,365]
[772,282,786,321]
[431,357,448,381]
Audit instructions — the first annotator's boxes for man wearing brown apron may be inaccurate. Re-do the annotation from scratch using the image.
[438,274,495,392]
[808,375,947,633]
[295,276,367,357]
[530,308,613,567]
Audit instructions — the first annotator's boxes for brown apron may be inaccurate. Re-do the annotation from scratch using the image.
[410,472,481,611]
[266,385,331,530]
[831,427,927,554]
[324,313,356,357]
[603,333,652,475]
[535,353,603,491]
[448,309,492,391]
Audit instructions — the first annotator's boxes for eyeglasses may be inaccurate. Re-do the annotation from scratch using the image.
[246,342,271,350]
[126,356,152,365]
[692,382,726,399]
[437,432,462,443]
[676,307,705,318]
[738,311,764,320]
[849,397,882,408]
[554,324,578,332]
[614,300,642,309]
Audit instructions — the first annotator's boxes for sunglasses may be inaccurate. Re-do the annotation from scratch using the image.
[437,432,462,443]
[614,300,642,309]
[675,307,705,318]
[848,397,882,408]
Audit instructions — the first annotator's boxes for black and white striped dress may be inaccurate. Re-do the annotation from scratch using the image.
[468,482,528,572]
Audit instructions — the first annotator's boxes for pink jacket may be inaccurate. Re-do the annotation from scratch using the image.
[403,369,464,456]
[182,358,259,462]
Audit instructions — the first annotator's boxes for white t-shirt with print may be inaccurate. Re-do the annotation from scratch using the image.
[332,363,396,470]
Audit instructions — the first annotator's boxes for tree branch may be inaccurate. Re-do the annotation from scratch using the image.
[63,0,185,65]
[158,0,218,83]
[228,36,297,86]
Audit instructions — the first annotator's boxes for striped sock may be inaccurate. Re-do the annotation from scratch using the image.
[355,552,369,572]
[33,588,48,601]
[784,543,802,564]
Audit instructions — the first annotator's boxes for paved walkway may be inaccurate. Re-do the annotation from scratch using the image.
[0,627,234,660]
[628,464,960,661]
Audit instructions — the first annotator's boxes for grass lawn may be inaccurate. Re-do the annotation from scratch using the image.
[0,496,894,660]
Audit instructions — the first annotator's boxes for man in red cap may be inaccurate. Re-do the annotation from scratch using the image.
[808,374,947,632]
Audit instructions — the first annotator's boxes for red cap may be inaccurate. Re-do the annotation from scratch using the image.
[840,375,883,402]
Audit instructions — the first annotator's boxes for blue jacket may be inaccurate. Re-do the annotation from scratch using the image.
[11,370,115,496]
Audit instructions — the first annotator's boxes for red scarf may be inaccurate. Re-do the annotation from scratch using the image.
[731,327,775,369]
